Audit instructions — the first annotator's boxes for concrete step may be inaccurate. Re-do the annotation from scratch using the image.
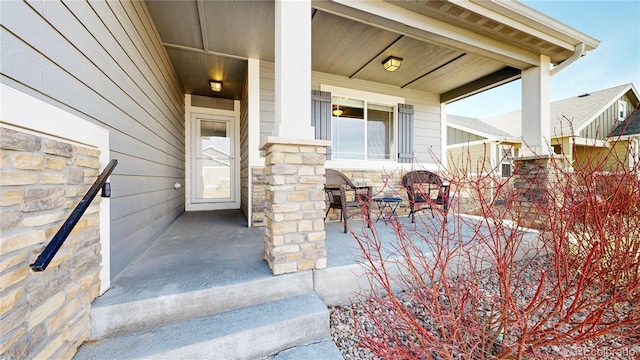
[89,271,313,340]
[267,338,343,360]
[74,293,331,360]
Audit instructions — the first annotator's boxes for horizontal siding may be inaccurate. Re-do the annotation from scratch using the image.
[259,62,444,165]
[575,141,631,172]
[260,61,275,146]
[0,0,185,279]
[447,143,493,175]
[311,70,442,165]
[448,128,484,144]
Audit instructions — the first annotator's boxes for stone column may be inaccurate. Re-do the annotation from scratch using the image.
[513,154,564,229]
[260,137,330,275]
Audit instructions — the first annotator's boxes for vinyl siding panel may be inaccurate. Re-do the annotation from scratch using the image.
[0,0,185,279]
[260,61,275,146]
[448,128,484,144]
[574,141,631,172]
[311,70,442,164]
[447,142,493,175]
[257,64,443,165]
[580,93,635,141]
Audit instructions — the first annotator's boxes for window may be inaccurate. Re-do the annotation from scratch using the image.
[618,100,627,120]
[501,163,512,178]
[499,146,514,177]
[331,96,395,160]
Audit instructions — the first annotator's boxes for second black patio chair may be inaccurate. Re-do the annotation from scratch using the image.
[325,169,372,233]
[402,170,450,223]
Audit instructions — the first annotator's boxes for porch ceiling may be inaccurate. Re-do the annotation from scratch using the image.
[144,0,592,103]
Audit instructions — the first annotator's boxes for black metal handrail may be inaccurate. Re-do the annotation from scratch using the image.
[30,159,118,272]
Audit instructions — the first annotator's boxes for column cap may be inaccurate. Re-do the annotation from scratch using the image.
[260,136,331,150]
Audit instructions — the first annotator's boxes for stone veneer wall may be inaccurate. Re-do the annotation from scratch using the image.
[261,139,329,275]
[251,167,412,227]
[513,155,564,229]
[0,128,103,359]
[251,167,266,227]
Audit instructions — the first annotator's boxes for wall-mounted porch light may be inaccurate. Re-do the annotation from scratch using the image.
[382,56,403,72]
[210,80,223,92]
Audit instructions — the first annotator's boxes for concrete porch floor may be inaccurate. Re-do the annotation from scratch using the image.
[99,209,537,306]
[77,209,540,359]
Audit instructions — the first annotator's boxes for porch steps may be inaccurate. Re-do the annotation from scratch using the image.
[88,271,314,340]
[74,293,340,360]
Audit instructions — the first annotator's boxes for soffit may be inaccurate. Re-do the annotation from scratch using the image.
[145,0,579,102]
[387,0,576,65]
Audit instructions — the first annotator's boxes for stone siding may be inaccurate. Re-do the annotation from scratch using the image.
[0,127,103,359]
[513,155,564,229]
[251,167,416,226]
[261,139,329,275]
[251,167,266,227]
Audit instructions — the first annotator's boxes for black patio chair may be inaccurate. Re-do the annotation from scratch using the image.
[325,169,372,233]
[402,170,450,223]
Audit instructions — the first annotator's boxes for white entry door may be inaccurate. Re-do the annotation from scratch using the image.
[190,113,237,209]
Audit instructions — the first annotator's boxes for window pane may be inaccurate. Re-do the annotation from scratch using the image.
[201,120,226,137]
[367,105,394,160]
[333,117,364,160]
[332,97,365,160]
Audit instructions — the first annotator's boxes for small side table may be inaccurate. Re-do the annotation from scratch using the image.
[374,197,402,224]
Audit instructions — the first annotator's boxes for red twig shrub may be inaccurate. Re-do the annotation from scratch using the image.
[349,143,640,359]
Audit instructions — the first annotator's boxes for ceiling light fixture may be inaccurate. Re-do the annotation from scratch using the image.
[382,56,403,72]
[210,80,222,92]
[332,105,343,117]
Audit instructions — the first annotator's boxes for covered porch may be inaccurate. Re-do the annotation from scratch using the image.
[75,209,539,359]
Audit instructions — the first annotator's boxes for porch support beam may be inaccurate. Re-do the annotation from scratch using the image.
[274,0,314,139]
[520,54,551,157]
[260,138,330,275]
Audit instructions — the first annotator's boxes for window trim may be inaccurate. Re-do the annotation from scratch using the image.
[321,84,404,166]
[618,100,627,121]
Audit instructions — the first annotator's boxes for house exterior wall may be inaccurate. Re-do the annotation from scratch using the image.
[260,62,276,147]
[257,62,442,165]
[574,140,631,172]
[447,127,484,145]
[580,92,636,141]
[0,128,102,359]
[447,142,494,176]
[311,71,442,165]
[1,1,186,279]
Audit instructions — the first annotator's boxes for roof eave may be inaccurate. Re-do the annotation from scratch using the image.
[465,0,600,53]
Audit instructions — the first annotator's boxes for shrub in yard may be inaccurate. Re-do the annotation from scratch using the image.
[349,143,640,359]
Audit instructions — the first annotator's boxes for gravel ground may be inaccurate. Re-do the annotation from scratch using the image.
[328,255,639,359]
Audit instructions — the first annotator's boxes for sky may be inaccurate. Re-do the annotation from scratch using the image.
[446,0,640,119]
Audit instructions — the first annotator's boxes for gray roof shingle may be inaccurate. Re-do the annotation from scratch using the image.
[447,114,514,138]
[479,84,634,138]
[610,105,640,137]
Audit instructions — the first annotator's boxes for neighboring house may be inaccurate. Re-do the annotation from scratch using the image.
[447,83,640,176]
[447,114,521,179]
[0,1,599,358]
[608,103,640,171]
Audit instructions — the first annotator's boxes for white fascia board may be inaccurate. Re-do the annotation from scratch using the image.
[316,0,540,68]
[447,139,495,149]
[466,0,599,52]
[573,137,609,148]
[575,84,635,134]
